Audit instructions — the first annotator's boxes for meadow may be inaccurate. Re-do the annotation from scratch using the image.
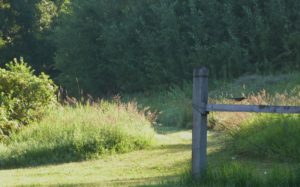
[0,72,300,186]
[1,1,300,186]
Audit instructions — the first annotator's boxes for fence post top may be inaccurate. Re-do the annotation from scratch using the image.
[194,67,209,77]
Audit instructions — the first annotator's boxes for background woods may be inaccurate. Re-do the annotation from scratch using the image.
[0,0,300,95]
[1,0,300,96]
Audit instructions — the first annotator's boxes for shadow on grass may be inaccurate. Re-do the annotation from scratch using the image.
[0,144,88,170]
[0,130,217,169]
[0,143,191,170]
[14,176,179,187]
[7,138,296,187]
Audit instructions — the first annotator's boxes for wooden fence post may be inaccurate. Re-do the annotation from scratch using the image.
[192,67,209,178]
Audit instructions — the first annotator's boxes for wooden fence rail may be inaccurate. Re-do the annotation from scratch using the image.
[192,67,300,178]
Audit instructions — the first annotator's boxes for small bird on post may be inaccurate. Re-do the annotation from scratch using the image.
[227,97,247,102]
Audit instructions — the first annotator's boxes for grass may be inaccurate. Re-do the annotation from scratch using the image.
[123,83,193,128]
[125,72,300,129]
[229,114,300,162]
[0,101,155,169]
[209,73,300,99]
[1,128,300,186]
[157,163,300,187]
[0,72,299,186]
[0,128,194,186]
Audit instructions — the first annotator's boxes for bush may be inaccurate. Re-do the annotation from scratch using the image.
[0,101,155,168]
[0,58,56,138]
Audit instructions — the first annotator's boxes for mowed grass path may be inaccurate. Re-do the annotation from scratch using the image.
[0,128,224,186]
[1,126,298,187]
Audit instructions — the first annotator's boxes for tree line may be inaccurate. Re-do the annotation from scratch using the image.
[1,0,300,96]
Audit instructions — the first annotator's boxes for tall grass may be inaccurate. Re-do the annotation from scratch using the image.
[0,101,155,168]
[219,74,300,162]
[126,72,300,129]
[123,83,193,128]
[229,114,300,162]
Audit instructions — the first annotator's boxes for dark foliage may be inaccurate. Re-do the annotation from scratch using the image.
[2,1,300,95]
[54,0,300,96]
[0,0,67,74]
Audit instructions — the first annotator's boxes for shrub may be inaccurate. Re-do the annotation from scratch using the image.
[0,101,155,168]
[0,58,57,138]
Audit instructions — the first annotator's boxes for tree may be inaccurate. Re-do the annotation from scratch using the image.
[55,0,300,96]
[0,0,68,75]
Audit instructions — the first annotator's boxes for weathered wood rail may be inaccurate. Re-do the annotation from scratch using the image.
[192,67,300,178]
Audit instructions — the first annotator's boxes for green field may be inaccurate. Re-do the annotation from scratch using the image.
[0,128,194,186]
[1,127,299,187]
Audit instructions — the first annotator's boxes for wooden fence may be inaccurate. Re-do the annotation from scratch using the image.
[192,67,300,178]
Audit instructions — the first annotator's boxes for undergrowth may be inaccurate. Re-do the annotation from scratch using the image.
[0,101,155,168]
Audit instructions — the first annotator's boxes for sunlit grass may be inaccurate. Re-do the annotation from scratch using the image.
[0,101,155,169]
[0,127,193,186]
